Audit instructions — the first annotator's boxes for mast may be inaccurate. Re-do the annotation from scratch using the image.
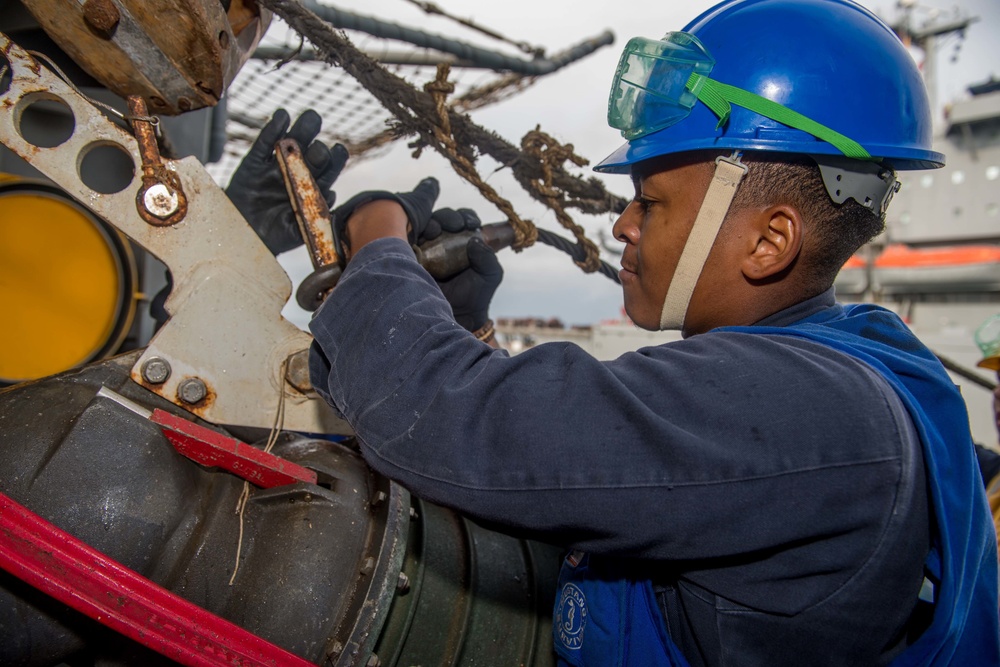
[888,0,979,131]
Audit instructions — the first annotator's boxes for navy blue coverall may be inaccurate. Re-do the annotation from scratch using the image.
[309,237,997,666]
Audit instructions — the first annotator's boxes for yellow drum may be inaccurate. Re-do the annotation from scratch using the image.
[0,178,138,384]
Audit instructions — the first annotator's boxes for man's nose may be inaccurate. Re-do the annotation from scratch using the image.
[612,201,642,245]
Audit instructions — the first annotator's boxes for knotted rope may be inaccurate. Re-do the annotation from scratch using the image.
[521,128,602,272]
[422,64,538,250]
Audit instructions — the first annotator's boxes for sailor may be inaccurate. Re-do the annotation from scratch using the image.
[308,0,1000,663]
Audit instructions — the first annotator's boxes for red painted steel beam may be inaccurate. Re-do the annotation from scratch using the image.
[0,491,317,667]
[152,409,318,488]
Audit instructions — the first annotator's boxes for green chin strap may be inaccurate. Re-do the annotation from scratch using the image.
[685,73,873,161]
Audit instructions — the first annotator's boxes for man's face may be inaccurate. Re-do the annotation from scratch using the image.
[612,156,715,331]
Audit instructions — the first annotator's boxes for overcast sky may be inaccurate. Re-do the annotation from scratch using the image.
[278,0,999,328]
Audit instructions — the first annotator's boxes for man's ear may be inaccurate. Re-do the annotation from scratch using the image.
[741,205,803,281]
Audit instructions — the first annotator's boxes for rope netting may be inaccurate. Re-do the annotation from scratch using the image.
[207,21,536,184]
[216,0,629,281]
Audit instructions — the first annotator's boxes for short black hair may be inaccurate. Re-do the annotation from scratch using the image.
[729,153,884,293]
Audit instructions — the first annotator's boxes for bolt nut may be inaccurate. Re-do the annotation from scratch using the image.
[284,349,313,393]
[366,654,381,667]
[143,183,180,219]
[82,0,120,33]
[141,357,171,384]
[177,378,207,404]
[371,491,387,507]
[396,572,410,594]
[360,557,375,577]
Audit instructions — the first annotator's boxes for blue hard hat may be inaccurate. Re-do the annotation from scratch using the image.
[595,0,943,173]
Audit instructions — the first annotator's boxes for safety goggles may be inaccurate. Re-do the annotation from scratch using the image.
[607,32,872,161]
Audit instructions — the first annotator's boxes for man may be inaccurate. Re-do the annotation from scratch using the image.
[308,0,999,664]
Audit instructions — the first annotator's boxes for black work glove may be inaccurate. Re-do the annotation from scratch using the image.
[423,206,480,238]
[424,208,503,332]
[226,108,348,255]
[332,177,440,262]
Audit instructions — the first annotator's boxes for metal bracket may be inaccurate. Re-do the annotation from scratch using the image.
[814,154,900,216]
[0,32,349,434]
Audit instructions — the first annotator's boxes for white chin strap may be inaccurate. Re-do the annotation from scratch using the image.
[659,152,749,330]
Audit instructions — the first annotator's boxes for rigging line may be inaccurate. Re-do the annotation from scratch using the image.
[401,0,544,57]
[536,228,621,284]
[258,0,628,213]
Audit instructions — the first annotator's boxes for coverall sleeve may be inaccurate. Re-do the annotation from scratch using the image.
[309,238,907,564]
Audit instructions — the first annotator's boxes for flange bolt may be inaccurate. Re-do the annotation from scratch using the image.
[178,378,207,404]
[141,357,171,384]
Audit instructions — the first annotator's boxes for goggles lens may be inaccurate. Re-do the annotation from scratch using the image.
[607,32,872,161]
[608,32,715,141]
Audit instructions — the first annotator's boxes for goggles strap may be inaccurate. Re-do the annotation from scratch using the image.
[659,153,748,331]
[686,73,872,161]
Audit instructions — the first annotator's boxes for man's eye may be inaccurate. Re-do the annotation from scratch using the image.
[635,196,654,209]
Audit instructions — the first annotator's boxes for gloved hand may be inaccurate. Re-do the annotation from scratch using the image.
[422,208,503,332]
[423,206,480,238]
[332,177,440,262]
[226,108,348,255]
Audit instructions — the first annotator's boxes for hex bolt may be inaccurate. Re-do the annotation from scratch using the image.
[141,357,171,384]
[177,378,207,404]
[360,557,375,577]
[396,572,410,594]
[409,507,420,521]
[366,654,381,667]
[371,491,387,507]
[143,183,180,219]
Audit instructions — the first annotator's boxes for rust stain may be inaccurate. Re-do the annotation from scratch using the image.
[275,139,340,269]
[128,97,161,165]
[179,385,217,419]
[131,373,215,417]
[16,0,248,114]
[82,0,121,34]
[2,42,40,79]
[131,376,170,405]
[228,0,262,36]
[128,96,188,226]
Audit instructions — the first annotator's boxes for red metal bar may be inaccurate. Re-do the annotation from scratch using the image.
[152,409,318,488]
[0,491,316,667]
